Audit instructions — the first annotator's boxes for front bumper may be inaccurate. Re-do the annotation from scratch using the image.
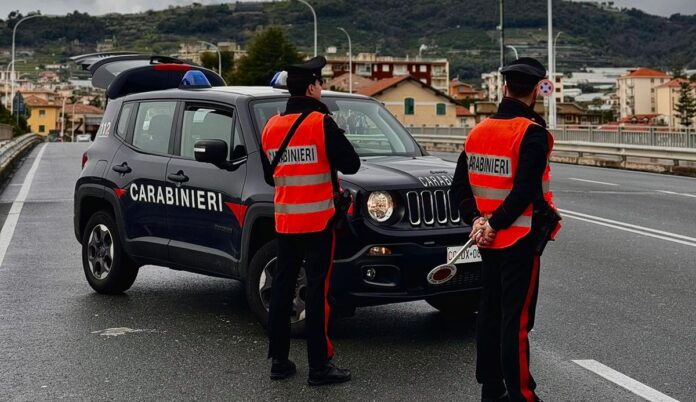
[330,241,482,307]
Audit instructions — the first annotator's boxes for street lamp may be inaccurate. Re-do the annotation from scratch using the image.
[337,27,352,93]
[297,0,317,57]
[199,40,221,74]
[506,45,519,60]
[553,31,563,77]
[11,14,57,114]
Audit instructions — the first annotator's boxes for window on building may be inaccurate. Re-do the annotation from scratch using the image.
[373,64,378,72]
[393,65,408,76]
[381,64,389,72]
[419,65,427,73]
[436,103,446,116]
[38,125,45,133]
[357,64,372,76]
[180,106,235,159]
[404,98,414,115]
[132,101,177,154]
[39,109,46,117]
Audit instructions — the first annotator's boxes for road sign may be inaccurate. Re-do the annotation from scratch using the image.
[538,79,554,97]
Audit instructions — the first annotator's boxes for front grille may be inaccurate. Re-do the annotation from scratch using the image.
[406,189,461,227]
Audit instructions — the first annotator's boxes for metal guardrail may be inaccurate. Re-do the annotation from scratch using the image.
[0,134,43,177]
[409,129,696,176]
[408,125,696,150]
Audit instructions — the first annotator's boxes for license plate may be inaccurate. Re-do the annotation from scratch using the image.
[446,245,482,264]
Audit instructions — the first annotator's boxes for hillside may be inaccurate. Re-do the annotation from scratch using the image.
[0,0,694,80]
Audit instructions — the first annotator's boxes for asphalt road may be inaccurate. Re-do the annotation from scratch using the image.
[0,144,693,401]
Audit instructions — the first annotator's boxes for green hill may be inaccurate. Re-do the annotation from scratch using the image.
[1,1,694,80]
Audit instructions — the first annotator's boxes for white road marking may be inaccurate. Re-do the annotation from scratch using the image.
[0,145,46,268]
[568,178,619,186]
[656,190,696,199]
[559,208,696,248]
[573,360,680,402]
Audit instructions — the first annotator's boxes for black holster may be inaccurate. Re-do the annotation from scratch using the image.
[531,201,562,255]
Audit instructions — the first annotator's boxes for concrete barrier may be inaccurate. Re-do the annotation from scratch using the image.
[0,134,43,184]
[0,124,13,141]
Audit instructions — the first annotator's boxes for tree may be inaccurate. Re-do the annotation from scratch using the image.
[674,82,696,128]
[229,27,303,86]
[200,50,234,83]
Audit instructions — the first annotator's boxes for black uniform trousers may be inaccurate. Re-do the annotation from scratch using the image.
[268,224,336,369]
[476,236,541,402]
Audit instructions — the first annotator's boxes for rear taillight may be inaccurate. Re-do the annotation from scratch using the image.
[81,153,88,169]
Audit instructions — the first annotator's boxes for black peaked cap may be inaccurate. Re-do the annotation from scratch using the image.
[501,57,546,82]
[285,56,326,81]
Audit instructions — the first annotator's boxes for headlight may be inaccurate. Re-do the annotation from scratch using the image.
[366,191,394,223]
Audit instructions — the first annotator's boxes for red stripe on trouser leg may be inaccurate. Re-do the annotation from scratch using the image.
[323,230,336,359]
[518,255,540,402]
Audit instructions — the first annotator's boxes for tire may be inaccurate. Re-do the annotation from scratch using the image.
[426,291,481,317]
[81,210,138,294]
[246,240,307,337]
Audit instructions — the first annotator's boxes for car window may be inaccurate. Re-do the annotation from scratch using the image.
[180,106,235,159]
[252,97,422,157]
[132,101,176,154]
[115,103,134,138]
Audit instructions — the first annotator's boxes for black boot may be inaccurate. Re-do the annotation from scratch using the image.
[270,358,296,380]
[308,362,351,386]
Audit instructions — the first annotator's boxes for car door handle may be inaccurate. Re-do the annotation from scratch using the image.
[167,170,189,183]
[112,163,131,174]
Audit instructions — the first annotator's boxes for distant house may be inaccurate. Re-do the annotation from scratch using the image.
[65,103,105,136]
[449,78,484,102]
[323,73,375,93]
[357,75,460,127]
[456,106,476,128]
[655,78,696,127]
[617,67,670,118]
[23,94,61,135]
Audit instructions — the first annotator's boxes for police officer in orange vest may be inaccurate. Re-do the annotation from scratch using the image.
[261,56,360,386]
[451,57,561,402]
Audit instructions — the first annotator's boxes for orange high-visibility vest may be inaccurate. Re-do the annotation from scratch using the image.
[261,111,335,234]
[464,117,559,249]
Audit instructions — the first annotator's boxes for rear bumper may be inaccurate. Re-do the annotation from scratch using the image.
[330,242,482,307]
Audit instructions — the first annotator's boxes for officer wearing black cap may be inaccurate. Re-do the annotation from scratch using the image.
[451,57,561,402]
[261,56,360,386]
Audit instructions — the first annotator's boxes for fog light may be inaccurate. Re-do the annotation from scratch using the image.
[364,267,377,280]
[368,246,392,256]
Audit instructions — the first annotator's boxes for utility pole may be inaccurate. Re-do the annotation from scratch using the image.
[547,0,557,128]
[497,0,505,103]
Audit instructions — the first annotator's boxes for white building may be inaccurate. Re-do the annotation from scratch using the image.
[616,67,670,118]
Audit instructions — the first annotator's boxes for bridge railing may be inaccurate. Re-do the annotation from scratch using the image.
[0,133,43,179]
[407,125,696,175]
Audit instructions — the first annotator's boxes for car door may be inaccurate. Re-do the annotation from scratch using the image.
[104,100,178,262]
[165,102,248,276]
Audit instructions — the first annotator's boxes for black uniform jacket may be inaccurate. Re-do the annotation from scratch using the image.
[263,96,361,187]
[451,97,549,231]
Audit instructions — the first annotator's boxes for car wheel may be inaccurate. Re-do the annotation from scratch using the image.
[425,291,480,317]
[81,211,138,294]
[246,240,307,337]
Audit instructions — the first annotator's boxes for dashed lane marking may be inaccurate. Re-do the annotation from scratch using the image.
[568,178,619,186]
[0,145,46,268]
[656,190,696,199]
[559,208,696,248]
[573,360,680,402]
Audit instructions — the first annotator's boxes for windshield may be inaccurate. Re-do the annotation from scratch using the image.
[251,97,423,157]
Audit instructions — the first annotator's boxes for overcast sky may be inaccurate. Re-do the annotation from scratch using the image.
[0,0,694,18]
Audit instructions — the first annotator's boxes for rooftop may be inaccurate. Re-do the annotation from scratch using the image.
[623,67,669,78]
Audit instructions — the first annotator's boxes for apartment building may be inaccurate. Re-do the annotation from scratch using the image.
[325,53,449,93]
[617,67,670,119]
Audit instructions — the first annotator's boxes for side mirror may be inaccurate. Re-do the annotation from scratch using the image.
[194,139,228,165]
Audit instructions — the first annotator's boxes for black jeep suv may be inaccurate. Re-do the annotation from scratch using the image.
[73,54,482,334]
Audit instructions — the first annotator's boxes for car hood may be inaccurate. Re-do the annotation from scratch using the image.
[339,155,457,191]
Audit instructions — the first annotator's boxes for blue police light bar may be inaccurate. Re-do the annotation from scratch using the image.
[179,70,212,89]
[270,71,288,89]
